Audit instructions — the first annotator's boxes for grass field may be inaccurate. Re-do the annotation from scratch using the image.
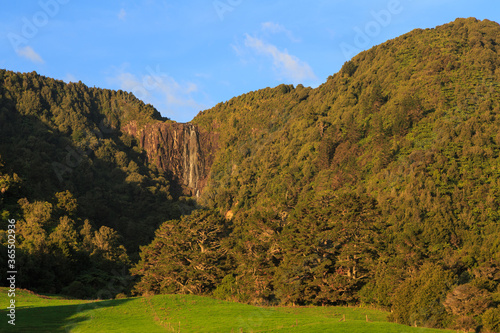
[0,288,454,332]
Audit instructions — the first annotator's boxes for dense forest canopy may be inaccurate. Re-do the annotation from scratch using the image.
[2,17,500,332]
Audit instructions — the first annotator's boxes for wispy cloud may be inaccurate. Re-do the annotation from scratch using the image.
[243,34,317,83]
[16,46,44,64]
[261,22,301,42]
[114,72,142,95]
[108,67,205,119]
[118,8,127,20]
[65,73,77,83]
[155,76,200,109]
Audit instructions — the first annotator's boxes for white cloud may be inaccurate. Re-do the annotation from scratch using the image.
[155,75,199,109]
[109,67,205,120]
[115,72,142,95]
[65,73,77,83]
[243,34,317,83]
[16,46,44,64]
[261,22,301,42]
[118,8,127,20]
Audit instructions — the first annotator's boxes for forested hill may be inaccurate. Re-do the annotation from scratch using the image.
[0,71,194,298]
[135,18,500,331]
[2,17,500,332]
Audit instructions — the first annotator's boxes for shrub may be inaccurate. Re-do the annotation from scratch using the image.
[483,307,500,333]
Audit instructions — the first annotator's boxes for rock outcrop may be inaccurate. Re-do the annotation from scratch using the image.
[123,121,218,197]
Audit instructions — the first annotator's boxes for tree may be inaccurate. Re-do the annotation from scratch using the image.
[483,307,500,333]
[274,192,383,305]
[132,210,232,295]
[443,284,492,331]
[55,190,78,216]
[390,263,453,328]
[92,226,129,264]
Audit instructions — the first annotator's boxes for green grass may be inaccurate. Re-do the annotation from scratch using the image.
[0,288,454,332]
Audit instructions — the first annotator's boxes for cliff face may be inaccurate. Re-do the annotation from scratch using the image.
[123,121,218,197]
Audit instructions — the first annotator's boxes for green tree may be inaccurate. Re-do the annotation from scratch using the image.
[390,263,453,328]
[132,210,232,295]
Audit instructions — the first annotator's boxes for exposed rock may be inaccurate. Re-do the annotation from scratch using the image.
[123,121,218,197]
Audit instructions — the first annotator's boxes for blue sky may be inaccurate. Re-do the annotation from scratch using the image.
[1,0,499,122]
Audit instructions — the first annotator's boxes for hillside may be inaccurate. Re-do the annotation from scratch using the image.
[0,71,196,298]
[133,18,500,331]
[2,17,500,332]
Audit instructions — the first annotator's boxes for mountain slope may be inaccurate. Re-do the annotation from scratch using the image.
[133,18,500,331]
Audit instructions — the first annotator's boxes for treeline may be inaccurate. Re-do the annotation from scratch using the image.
[134,18,500,332]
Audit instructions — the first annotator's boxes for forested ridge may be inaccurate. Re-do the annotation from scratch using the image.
[2,17,500,331]
[0,70,190,298]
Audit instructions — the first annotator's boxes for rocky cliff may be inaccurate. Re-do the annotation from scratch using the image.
[123,121,218,197]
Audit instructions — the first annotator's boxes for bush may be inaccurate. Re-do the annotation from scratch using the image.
[443,284,492,331]
[213,274,238,301]
[62,281,95,299]
[389,264,453,328]
[115,293,127,299]
[483,308,500,333]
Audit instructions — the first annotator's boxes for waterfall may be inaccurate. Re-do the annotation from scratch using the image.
[182,125,201,197]
[124,120,216,198]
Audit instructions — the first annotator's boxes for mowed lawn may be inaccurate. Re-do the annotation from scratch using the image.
[0,288,454,332]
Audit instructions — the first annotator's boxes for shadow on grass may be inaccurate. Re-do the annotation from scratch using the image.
[0,298,132,332]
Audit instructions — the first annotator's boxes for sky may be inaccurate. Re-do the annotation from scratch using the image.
[1,1,499,123]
